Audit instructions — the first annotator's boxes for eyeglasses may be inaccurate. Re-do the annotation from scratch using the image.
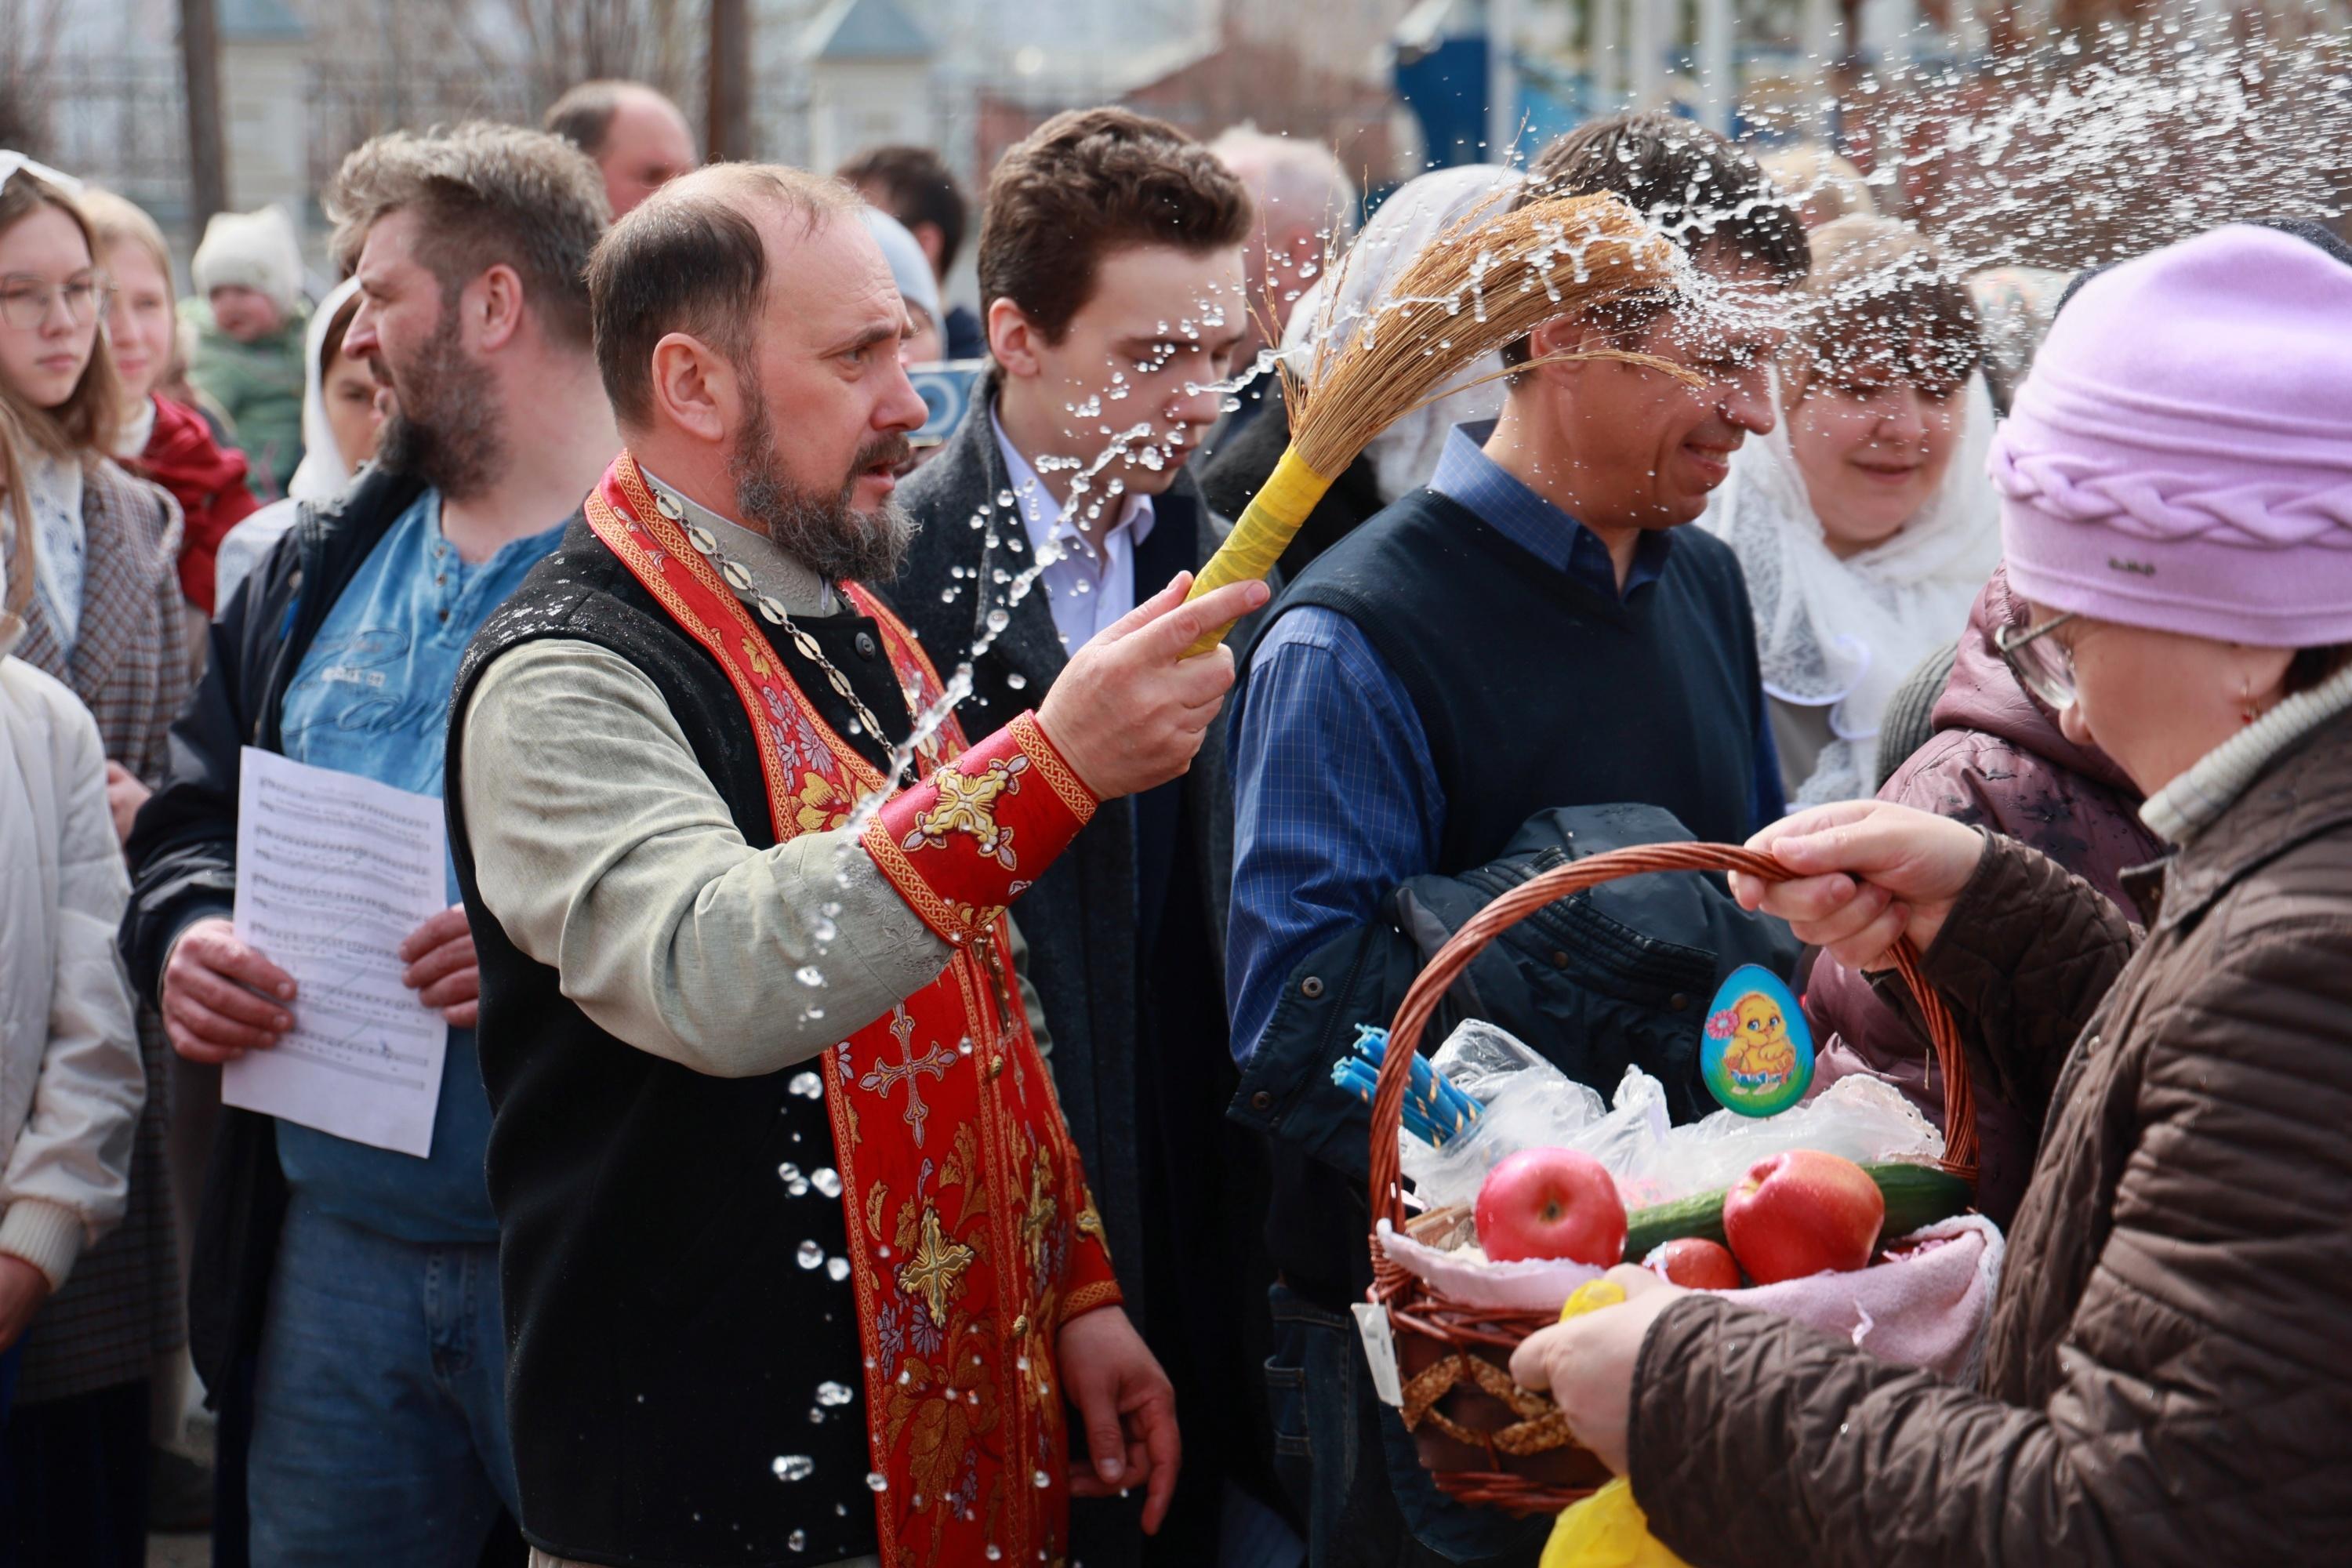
[0,273,114,331]
[1994,611,2080,712]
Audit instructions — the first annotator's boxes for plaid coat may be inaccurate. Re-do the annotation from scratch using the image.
[12,455,191,1403]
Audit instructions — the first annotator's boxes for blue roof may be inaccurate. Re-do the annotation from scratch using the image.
[220,0,305,43]
[808,0,935,63]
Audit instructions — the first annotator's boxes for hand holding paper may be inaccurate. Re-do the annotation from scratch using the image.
[398,906,481,1028]
[160,916,296,1064]
[225,747,452,1158]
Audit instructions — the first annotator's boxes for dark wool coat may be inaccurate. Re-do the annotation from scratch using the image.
[885,390,1254,1315]
[882,390,1279,1562]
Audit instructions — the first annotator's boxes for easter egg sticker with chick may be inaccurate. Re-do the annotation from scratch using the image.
[1700,964,1813,1116]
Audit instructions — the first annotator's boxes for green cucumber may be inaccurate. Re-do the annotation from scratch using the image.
[1621,1189,1730,1260]
[1622,1160,1973,1263]
[1870,1161,1979,1240]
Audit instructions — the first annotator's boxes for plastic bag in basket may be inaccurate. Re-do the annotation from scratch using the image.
[1396,1018,1943,1214]
[1396,1024,1668,1213]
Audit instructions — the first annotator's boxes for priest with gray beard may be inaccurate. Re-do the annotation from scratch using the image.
[444,163,1266,1568]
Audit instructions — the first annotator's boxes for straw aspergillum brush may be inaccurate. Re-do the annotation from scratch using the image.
[1180,191,1700,654]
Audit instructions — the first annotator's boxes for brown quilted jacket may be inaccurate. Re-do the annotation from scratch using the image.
[1627,717,2352,1566]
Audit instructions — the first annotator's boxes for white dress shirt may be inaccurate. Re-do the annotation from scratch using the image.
[989,411,1156,655]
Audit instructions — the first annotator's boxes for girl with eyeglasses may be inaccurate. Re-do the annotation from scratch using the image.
[1505,223,2352,1567]
[0,155,193,1557]
[0,159,191,828]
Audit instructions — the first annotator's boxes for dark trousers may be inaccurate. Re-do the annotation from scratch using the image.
[1265,1285,1551,1568]
[0,1376,152,1568]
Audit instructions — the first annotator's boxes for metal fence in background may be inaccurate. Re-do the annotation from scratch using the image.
[39,57,193,227]
[25,53,541,255]
[303,63,536,196]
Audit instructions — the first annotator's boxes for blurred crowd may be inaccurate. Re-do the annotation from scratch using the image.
[2,58,2348,1568]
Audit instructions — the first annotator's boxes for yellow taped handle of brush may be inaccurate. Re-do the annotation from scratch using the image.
[1180,445,1334,657]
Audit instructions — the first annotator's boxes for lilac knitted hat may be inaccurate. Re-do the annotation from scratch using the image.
[1991,224,2352,647]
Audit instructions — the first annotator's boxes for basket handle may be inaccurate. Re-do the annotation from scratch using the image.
[1367,841,1977,1238]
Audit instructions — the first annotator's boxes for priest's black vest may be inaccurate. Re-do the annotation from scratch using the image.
[446,516,917,1566]
[1243,488,1767,1304]
[1258,487,1764,873]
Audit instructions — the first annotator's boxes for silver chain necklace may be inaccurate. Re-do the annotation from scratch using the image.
[655,490,909,777]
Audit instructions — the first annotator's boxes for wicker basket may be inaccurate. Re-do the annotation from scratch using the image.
[1366,841,1976,1516]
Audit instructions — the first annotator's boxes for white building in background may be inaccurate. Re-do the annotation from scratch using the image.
[217,0,311,216]
[42,0,310,230]
[750,0,1224,185]
[798,0,939,173]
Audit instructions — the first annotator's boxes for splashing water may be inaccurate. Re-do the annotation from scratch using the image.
[782,17,2342,965]
[1835,19,2345,276]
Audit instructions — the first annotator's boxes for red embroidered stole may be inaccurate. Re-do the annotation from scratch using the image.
[580,452,1118,1566]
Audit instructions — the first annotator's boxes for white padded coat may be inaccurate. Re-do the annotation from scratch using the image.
[0,595,143,1293]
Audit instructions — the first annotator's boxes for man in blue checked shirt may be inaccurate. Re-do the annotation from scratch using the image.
[1226,114,1808,1568]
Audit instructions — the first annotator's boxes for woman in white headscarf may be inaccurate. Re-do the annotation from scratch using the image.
[1703,215,2000,807]
[1196,162,1524,576]
[210,276,382,611]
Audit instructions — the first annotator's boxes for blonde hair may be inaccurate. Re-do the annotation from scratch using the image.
[0,172,123,459]
[78,187,173,299]
[1758,144,1876,227]
[79,188,177,407]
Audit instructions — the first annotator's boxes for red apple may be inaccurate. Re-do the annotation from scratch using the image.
[1474,1148,1627,1266]
[1642,1236,1742,1290]
[1722,1150,1885,1284]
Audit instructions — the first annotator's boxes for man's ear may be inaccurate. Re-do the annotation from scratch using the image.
[1523,312,1611,377]
[469,263,528,354]
[646,331,737,445]
[989,297,1047,380]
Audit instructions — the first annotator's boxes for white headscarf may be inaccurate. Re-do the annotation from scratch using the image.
[0,151,81,197]
[286,276,361,505]
[1702,371,2002,805]
[1280,163,1525,503]
[858,205,942,333]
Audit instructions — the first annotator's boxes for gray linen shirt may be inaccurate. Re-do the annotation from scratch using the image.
[459,470,1046,1079]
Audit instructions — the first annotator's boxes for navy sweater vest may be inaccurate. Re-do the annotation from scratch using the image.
[1264,486,1764,871]
[1245,488,1767,1304]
